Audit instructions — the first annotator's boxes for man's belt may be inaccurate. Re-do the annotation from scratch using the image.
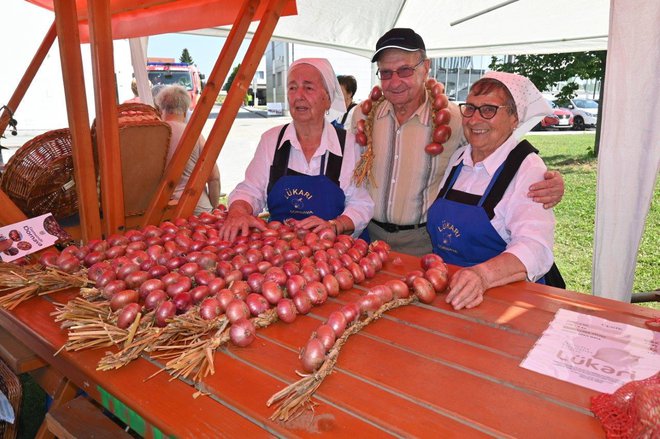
[371,219,427,233]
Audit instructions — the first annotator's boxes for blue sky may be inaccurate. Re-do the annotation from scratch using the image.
[147,33,251,78]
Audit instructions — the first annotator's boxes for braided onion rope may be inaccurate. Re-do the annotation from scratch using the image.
[353,78,453,186]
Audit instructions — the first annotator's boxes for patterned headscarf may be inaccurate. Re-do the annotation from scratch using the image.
[482,71,552,138]
[289,58,346,123]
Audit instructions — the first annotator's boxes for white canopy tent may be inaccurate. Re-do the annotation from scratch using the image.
[192,0,658,302]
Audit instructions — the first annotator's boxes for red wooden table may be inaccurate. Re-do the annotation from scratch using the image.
[1,252,657,438]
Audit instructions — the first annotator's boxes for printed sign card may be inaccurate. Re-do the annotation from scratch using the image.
[0,214,69,262]
[520,308,659,393]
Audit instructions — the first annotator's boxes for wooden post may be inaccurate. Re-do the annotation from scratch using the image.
[172,0,290,218]
[53,0,103,241]
[141,0,262,226]
[88,0,126,236]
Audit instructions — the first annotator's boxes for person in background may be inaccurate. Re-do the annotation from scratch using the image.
[353,28,564,256]
[428,72,560,310]
[124,78,142,104]
[151,84,166,103]
[219,58,373,242]
[333,75,358,130]
[154,85,221,215]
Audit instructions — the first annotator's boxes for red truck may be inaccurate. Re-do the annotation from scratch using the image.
[147,57,205,110]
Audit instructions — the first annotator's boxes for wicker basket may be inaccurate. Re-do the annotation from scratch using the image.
[0,129,78,220]
[0,359,21,439]
[91,103,171,217]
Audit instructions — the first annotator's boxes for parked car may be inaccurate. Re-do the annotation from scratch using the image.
[533,100,573,130]
[554,98,598,130]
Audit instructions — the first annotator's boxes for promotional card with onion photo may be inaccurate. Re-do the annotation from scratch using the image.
[0,213,70,262]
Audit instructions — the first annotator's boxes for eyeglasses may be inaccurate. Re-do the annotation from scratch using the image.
[458,103,510,120]
[376,59,425,80]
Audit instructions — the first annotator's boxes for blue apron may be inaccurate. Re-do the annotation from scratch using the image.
[266,124,369,241]
[427,141,548,285]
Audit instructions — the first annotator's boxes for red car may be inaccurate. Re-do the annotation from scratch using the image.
[535,100,574,130]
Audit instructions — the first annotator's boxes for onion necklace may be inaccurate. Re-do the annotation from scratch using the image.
[353,78,452,186]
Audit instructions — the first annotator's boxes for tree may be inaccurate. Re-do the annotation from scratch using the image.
[490,51,606,155]
[180,48,194,65]
[489,51,605,101]
[223,64,241,92]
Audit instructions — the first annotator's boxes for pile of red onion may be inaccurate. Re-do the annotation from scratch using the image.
[38,208,395,348]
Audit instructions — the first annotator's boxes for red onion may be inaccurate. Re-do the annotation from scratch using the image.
[285,275,307,298]
[404,270,425,288]
[190,285,211,304]
[110,289,139,311]
[412,277,436,304]
[138,278,165,299]
[276,298,297,323]
[117,303,141,329]
[229,318,256,347]
[261,281,283,305]
[322,274,340,297]
[425,267,449,293]
[155,301,176,327]
[334,268,354,291]
[369,284,393,303]
[225,299,250,323]
[300,338,325,373]
[246,272,265,293]
[340,302,360,324]
[357,294,383,314]
[385,279,411,299]
[144,289,167,311]
[315,325,336,351]
[327,311,347,337]
[304,281,328,306]
[420,253,445,271]
[215,289,235,312]
[293,293,313,315]
[101,279,127,299]
[246,293,270,316]
[172,291,193,313]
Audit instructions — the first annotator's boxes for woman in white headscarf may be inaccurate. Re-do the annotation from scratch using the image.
[427,71,559,310]
[221,58,374,241]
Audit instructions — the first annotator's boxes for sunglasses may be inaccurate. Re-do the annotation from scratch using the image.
[376,59,425,80]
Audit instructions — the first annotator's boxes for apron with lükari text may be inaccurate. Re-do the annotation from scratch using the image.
[266,124,369,242]
[427,141,546,284]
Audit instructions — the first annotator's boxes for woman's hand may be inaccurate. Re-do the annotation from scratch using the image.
[528,170,564,209]
[445,267,488,310]
[219,201,267,242]
[295,215,334,234]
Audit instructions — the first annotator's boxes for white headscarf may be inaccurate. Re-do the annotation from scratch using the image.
[288,58,346,123]
[482,71,552,138]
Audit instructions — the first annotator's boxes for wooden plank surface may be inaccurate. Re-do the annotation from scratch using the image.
[0,253,657,437]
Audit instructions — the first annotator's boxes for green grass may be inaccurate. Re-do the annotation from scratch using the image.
[524,133,659,309]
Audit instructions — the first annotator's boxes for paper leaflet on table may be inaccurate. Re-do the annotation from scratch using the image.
[0,213,70,262]
[520,308,660,394]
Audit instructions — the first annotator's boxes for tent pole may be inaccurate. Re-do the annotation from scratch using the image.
[53,0,103,241]
[88,0,126,236]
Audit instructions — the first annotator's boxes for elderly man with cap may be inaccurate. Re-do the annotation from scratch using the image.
[220,58,374,241]
[427,72,562,310]
[354,28,564,256]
